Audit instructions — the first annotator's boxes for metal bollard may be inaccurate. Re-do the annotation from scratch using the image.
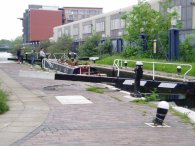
[177,65,181,75]
[153,101,169,125]
[133,61,143,97]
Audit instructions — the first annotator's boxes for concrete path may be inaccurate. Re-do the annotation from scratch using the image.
[0,63,49,146]
[0,63,195,146]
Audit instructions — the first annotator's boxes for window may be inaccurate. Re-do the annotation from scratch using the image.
[65,29,69,35]
[111,18,124,30]
[73,27,79,35]
[83,24,92,34]
[96,21,105,32]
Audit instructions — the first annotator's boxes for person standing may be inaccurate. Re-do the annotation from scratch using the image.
[16,48,21,64]
[31,49,36,68]
[39,48,46,68]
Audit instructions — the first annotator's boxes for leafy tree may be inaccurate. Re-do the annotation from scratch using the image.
[179,35,195,62]
[121,0,177,58]
[0,39,12,47]
[43,35,73,57]
[9,36,23,55]
[96,37,112,56]
[39,40,53,50]
[79,34,101,57]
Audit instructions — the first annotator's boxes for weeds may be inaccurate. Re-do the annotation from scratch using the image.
[86,86,106,94]
[132,88,159,104]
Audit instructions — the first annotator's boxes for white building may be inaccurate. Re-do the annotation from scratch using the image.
[52,0,195,53]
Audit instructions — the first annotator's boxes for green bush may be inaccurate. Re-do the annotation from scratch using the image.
[0,89,9,114]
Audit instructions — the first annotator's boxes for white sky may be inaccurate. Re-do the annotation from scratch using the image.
[0,0,138,40]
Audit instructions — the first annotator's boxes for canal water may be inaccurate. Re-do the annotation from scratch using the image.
[0,52,14,63]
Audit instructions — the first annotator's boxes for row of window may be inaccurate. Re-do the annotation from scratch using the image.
[65,9,102,15]
[57,18,125,38]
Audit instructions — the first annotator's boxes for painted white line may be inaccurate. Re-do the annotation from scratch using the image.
[145,123,171,128]
[55,95,93,105]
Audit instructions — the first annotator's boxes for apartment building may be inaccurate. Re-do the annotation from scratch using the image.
[53,0,195,53]
[62,7,102,24]
[22,5,102,44]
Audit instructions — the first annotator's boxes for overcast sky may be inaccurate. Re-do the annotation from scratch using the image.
[0,0,138,40]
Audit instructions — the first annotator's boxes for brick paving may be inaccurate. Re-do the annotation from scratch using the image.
[0,63,195,146]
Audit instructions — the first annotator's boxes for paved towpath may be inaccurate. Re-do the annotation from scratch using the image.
[0,63,195,146]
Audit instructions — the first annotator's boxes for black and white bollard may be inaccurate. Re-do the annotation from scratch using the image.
[133,61,143,97]
[124,60,128,68]
[177,65,181,75]
[153,101,169,125]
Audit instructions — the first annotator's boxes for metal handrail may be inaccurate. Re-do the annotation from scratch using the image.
[42,59,54,71]
[53,53,66,60]
[113,59,192,82]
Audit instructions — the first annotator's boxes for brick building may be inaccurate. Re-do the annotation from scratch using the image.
[22,5,102,44]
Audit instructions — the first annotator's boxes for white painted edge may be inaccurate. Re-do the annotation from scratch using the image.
[124,95,145,101]
[145,123,171,128]
[172,106,195,123]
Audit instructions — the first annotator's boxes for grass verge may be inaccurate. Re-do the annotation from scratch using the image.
[0,89,9,114]
[96,55,195,76]
[86,86,106,94]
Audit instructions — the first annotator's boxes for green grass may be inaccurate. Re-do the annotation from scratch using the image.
[86,86,106,94]
[96,55,195,76]
[0,89,9,114]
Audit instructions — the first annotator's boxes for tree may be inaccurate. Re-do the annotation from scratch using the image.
[179,35,195,62]
[96,37,112,56]
[45,34,73,56]
[78,34,101,57]
[121,0,177,58]
[9,36,23,55]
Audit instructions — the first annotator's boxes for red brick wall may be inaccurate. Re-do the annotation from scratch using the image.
[30,10,62,41]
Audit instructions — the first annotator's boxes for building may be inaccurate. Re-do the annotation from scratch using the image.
[62,7,103,24]
[22,5,62,44]
[52,0,195,53]
[22,5,103,44]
